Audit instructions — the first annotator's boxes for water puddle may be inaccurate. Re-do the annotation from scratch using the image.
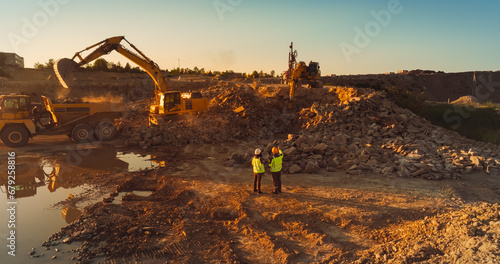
[0,181,87,263]
[116,152,161,171]
[0,148,163,263]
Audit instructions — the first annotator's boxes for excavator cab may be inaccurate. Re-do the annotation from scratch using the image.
[308,62,320,77]
[164,91,181,112]
[159,91,207,114]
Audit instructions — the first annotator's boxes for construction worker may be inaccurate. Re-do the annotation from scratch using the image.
[269,147,284,194]
[252,149,265,194]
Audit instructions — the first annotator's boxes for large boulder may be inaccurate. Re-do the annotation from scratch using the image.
[304,161,319,173]
[288,164,302,174]
[283,147,298,156]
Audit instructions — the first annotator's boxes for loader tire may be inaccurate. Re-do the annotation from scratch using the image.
[71,124,94,143]
[1,126,30,147]
[94,122,117,141]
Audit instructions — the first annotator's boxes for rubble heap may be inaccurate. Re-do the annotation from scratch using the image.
[275,87,500,179]
[119,83,309,148]
[118,81,499,180]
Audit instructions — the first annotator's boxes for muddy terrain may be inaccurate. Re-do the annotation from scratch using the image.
[1,69,500,263]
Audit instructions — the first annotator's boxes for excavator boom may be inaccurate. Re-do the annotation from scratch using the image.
[54,36,168,94]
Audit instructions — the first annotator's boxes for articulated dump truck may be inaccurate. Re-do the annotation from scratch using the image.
[0,94,125,147]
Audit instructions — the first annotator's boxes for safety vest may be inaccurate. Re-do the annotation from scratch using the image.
[252,157,265,173]
[269,150,283,172]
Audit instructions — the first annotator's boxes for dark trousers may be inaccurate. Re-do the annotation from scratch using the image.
[271,171,282,193]
[253,173,263,191]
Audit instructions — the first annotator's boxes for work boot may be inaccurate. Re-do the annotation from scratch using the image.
[258,190,263,194]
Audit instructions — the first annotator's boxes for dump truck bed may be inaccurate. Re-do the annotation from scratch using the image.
[42,96,125,127]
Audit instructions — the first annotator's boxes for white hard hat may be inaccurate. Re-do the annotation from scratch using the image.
[255,149,261,155]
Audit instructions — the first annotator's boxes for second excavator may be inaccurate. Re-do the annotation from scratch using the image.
[54,36,208,125]
[283,42,323,102]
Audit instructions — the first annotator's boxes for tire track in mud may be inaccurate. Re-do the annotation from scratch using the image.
[224,183,453,263]
[225,192,358,263]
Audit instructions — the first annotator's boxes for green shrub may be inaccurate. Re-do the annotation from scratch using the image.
[423,104,500,145]
[384,86,426,115]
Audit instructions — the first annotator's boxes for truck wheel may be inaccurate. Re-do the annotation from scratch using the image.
[1,126,30,147]
[94,122,117,141]
[71,124,94,143]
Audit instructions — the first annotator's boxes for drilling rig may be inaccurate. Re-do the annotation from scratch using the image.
[284,42,322,102]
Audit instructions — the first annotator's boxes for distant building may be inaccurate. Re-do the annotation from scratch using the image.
[397,70,408,74]
[0,52,24,68]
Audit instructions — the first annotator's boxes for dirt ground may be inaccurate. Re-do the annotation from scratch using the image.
[4,137,497,264]
[1,69,500,263]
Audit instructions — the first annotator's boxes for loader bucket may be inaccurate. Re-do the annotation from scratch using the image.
[54,58,78,89]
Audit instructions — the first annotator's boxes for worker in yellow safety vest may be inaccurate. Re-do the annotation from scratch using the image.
[269,147,284,194]
[252,149,265,194]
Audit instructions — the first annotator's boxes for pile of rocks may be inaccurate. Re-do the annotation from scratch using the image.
[275,87,500,179]
[119,82,499,180]
[119,83,302,148]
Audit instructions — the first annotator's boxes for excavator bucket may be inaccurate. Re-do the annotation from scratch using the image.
[53,58,78,89]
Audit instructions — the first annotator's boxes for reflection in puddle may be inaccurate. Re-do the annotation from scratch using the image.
[0,148,164,264]
[116,152,160,171]
[62,206,83,224]
[112,191,153,204]
[0,151,163,201]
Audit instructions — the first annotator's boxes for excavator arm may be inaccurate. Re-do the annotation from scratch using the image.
[54,36,168,95]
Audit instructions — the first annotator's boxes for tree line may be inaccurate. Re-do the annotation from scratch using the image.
[34,58,278,78]
[34,58,143,73]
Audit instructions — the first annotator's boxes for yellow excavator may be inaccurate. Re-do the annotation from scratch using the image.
[54,36,208,125]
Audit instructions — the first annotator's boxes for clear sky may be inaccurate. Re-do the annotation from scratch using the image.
[1,0,499,75]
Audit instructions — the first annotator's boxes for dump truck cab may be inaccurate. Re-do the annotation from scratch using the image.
[0,94,37,147]
[0,94,31,120]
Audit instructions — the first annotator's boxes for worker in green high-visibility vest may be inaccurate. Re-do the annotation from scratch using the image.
[252,149,265,194]
[269,147,283,194]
